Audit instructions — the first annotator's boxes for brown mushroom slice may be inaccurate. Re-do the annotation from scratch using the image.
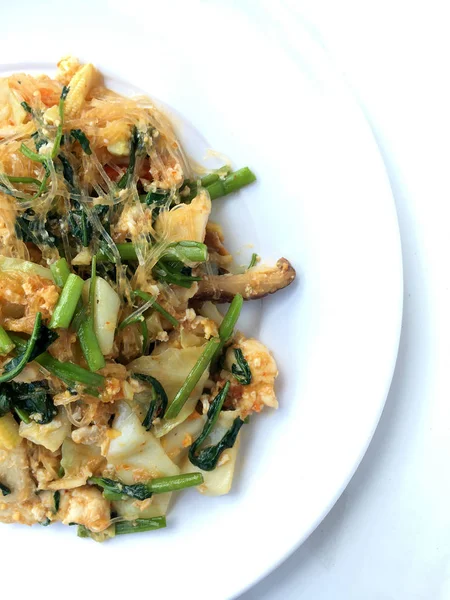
[194,258,296,302]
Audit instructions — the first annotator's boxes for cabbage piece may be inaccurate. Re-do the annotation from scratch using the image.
[181,410,241,497]
[82,277,120,355]
[112,492,172,521]
[107,401,179,483]
[129,345,210,437]
[161,414,206,466]
[0,256,54,281]
[0,80,27,126]
[19,409,70,452]
[46,438,105,490]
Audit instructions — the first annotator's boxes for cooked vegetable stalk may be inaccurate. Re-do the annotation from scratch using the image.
[231,348,252,385]
[4,175,42,187]
[248,253,258,269]
[9,334,105,388]
[77,256,105,372]
[189,381,245,471]
[119,313,145,331]
[50,257,71,287]
[20,143,48,164]
[51,85,69,159]
[14,407,30,423]
[218,294,243,342]
[115,517,166,536]
[133,290,179,327]
[0,327,14,355]
[164,337,221,420]
[164,241,208,263]
[0,313,43,383]
[132,373,168,431]
[205,167,256,200]
[97,241,207,264]
[0,482,11,496]
[77,524,116,541]
[117,126,142,189]
[199,166,231,187]
[89,473,203,501]
[49,274,84,329]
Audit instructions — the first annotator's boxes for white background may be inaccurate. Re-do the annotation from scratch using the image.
[240,2,450,599]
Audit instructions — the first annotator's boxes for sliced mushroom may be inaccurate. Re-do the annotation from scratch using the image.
[194,258,296,302]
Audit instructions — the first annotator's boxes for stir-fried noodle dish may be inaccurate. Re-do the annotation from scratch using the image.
[0,57,295,540]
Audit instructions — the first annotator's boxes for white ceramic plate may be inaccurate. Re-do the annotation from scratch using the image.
[0,2,402,599]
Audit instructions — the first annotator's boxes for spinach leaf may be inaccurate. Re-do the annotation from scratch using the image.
[58,153,75,188]
[231,348,252,385]
[70,129,92,155]
[68,203,109,248]
[0,482,11,496]
[152,259,202,289]
[31,131,47,152]
[21,101,32,114]
[188,381,245,471]
[132,373,168,431]
[0,316,58,384]
[10,381,56,424]
[15,209,57,247]
[0,389,11,417]
[0,381,57,424]
[117,127,145,189]
[89,477,152,501]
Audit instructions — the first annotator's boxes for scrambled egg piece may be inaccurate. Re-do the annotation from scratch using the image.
[155,190,211,243]
[223,337,279,416]
[0,271,59,333]
[59,486,110,532]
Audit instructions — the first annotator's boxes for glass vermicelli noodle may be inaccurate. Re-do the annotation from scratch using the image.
[0,57,295,540]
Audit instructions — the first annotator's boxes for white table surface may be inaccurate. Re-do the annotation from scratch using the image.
[240,2,450,599]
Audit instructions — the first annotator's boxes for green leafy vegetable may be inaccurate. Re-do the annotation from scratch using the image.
[51,85,69,159]
[152,259,201,289]
[117,126,145,189]
[189,381,245,471]
[0,388,11,417]
[248,253,258,269]
[231,348,252,385]
[58,154,75,189]
[54,491,61,513]
[8,333,104,388]
[132,373,168,431]
[0,313,58,383]
[21,101,32,114]
[132,290,179,328]
[0,381,57,424]
[70,129,92,154]
[89,477,151,501]
[0,482,11,496]
[89,473,203,501]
